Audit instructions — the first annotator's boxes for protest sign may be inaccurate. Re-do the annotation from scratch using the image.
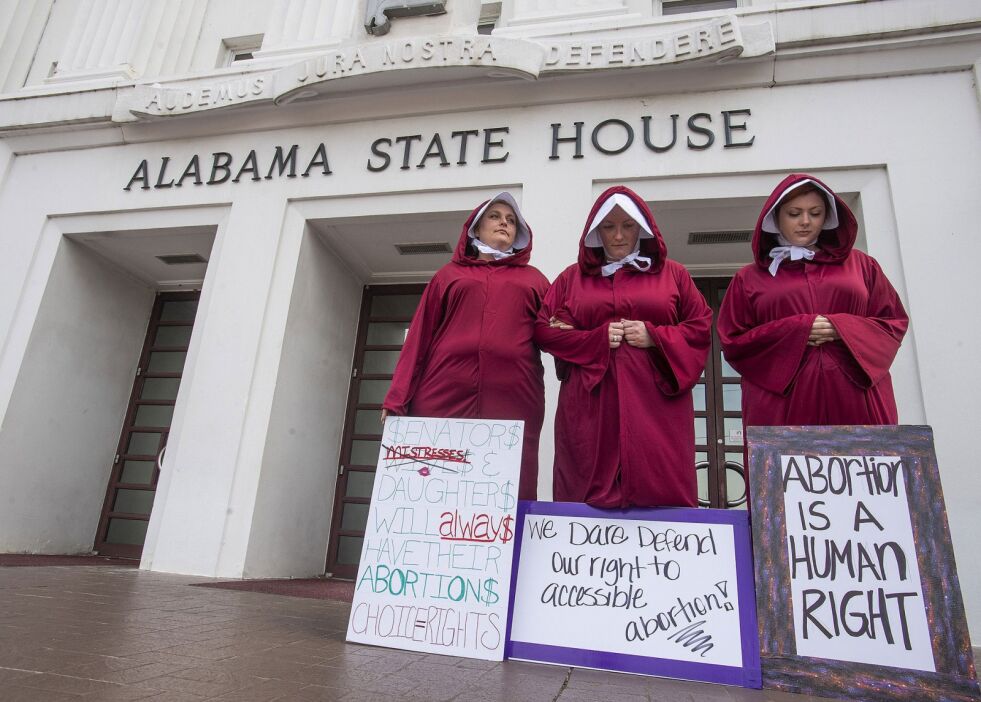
[507,502,761,687]
[748,425,979,701]
[346,415,522,661]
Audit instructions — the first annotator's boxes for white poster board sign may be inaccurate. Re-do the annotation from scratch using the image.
[508,503,761,687]
[781,454,934,670]
[346,415,523,661]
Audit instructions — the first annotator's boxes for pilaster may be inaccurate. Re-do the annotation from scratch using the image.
[47,0,205,85]
[499,0,634,29]
[0,0,55,92]
[135,0,208,78]
[49,0,149,82]
[253,0,351,61]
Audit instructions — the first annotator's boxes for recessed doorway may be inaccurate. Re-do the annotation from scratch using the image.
[325,284,425,579]
[95,292,200,558]
[693,277,746,510]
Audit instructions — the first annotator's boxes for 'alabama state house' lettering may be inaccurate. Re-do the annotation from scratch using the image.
[123,110,755,191]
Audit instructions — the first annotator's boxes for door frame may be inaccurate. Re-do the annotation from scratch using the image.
[94,290,199,559]
[693,276,746,510]
[325,283,426,578]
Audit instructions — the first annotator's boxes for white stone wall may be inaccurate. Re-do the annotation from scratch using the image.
[0,234,153,553]
[244,227,362,579]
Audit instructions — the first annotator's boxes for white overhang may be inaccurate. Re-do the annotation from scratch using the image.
[1,0,980,137]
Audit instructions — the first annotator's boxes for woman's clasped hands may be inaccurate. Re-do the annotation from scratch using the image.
[548,316,653,349]
[609,319,653,349]
[808,315,840,346]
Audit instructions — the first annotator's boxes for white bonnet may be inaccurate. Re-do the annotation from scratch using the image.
[583,193,654,248]
[467,192,531,249]
[761,179,839,235]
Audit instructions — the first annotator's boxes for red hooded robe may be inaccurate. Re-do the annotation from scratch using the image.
[717,173,908,428]
[382,196,549,500]
[535,186,712,508]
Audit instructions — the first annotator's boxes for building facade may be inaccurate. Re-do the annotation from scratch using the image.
[0,0,979,638]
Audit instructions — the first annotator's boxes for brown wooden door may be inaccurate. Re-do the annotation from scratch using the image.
[693,277,747,509]
[94,291,200,558]
[325,284,425,578]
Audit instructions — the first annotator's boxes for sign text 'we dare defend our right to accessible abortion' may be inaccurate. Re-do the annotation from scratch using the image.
[508,502,761,687]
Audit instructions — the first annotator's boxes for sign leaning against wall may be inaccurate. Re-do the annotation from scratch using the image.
[346,415,524,661]
[748,425,979,701]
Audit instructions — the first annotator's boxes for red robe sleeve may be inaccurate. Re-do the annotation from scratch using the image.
[382,276,446,414]
[645,267,712,396]
[717,274,815,396]
[534,271,610,392]
[825,257,908,388]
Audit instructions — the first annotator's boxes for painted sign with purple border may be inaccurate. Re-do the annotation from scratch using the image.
[506,501,761,688]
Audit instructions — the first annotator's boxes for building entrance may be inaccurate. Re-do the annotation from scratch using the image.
[693,277,746,509]
[325,277,747,575]
[94,291,200,558]
[325,285,424,579]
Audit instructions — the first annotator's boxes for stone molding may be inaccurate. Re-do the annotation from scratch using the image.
[117,16,772,121]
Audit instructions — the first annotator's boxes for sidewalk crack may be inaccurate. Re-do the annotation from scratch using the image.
[552,666,573,701]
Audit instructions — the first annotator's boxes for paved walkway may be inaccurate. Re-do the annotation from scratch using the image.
[0,565,823,701]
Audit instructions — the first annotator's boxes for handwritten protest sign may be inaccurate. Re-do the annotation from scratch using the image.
[749,425,979,701]
[346,415,522,661]
[507,502,761,687]
[782,453,932,669]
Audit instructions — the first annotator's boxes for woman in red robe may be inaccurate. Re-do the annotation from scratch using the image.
[717,173,908,429]
[535,186,712,508]
[382,193,549,500]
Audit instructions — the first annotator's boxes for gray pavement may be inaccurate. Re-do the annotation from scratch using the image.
[0,565,826,701]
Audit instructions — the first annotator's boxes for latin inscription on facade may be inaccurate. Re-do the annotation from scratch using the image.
[120,16,769,120]
[294,37,497,82]
[132,77,270,118]
[274,35,543,105]
[544,18,742,69]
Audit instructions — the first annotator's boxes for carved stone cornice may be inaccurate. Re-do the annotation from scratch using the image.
[116,16,773,121]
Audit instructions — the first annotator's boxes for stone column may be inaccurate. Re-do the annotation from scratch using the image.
[50,0,150,82]
[0,0,54,92]
[253,0,346,61]
[133,0,208,78]
[499,0,634,29]
[47,0,204,84]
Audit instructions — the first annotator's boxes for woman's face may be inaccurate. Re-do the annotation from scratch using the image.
[598,205,641,260]
[475,202,517,252]
[778,190,827,246]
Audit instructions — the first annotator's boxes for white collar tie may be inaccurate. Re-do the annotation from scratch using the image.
[602,250,651,277]
[768,246,815,276]
[473,239,514,260]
